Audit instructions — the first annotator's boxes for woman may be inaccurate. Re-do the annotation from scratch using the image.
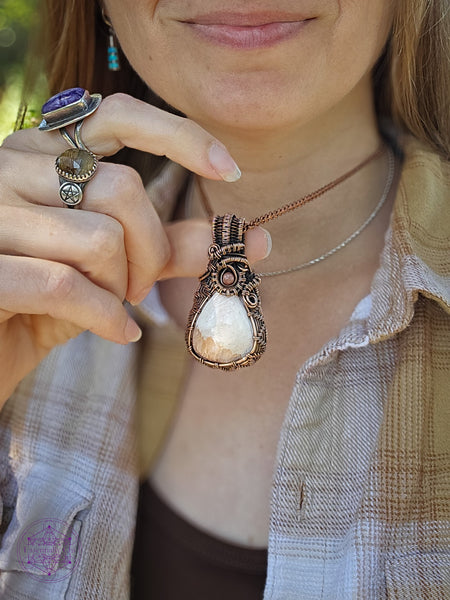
[0,0,448,598]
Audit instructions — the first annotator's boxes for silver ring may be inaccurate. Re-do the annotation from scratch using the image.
[59,120,93,154]
[55,148,98,208]
[74,120,91,152]
[39,88,102,131]
[59,127,77,149]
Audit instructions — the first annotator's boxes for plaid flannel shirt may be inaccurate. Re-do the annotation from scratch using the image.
[0,137,449,599]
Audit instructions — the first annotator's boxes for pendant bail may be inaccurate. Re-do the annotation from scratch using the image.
[212,214,245,247]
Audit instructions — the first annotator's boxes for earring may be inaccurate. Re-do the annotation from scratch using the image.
[102,9,120,71]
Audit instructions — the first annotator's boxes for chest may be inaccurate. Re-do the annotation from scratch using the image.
[148,259,375,547]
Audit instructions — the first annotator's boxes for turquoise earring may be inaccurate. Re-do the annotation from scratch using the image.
[107,29,120,71]
[102,10,120,71]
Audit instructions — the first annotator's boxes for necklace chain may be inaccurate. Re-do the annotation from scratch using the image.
[260,147,395,277]
[198,145,384,230]
[196,144,395,277]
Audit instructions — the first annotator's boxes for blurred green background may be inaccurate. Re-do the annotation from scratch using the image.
[0,0,40,142]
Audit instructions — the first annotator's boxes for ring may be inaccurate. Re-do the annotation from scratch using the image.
[39,88,102,131]
[59,121,93,153]
[74,120,91,152]
[55,148,98,208]
[59,127,77,149]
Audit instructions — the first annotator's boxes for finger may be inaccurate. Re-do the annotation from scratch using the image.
[3,94,241,183]
[160,219,271,280]
[78,162,171,303]
[0,255,141,344]
[2,149,170,303]
[0,204,128,300]
[146,160,190,221]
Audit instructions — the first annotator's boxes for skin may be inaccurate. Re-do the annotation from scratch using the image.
[101,0,397,546]
[104,0,394,283]
[0,0,395,545]
[109,1,391,133]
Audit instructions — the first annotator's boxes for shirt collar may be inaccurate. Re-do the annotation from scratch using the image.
[368,137,450,343]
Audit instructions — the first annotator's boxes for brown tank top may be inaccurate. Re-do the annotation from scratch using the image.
[131,480,268,599]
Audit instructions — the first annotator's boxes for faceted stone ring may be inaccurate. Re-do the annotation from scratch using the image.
[55,149,98,208]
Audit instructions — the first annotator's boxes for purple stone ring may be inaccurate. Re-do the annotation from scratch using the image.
[39,88,102,131]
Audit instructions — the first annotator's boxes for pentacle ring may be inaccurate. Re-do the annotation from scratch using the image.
[55,148,98,208]
[39,88,102,132]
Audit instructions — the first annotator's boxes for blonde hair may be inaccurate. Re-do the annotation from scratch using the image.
[34,0,450,162]
[375,0,450,159]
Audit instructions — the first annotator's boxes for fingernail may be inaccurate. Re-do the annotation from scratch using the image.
[129,285,152,306]
[261,228,272,259]
[125,318,142,343]
[208,143,241,182]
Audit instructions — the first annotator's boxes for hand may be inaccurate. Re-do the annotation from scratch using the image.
[0,93,269,405]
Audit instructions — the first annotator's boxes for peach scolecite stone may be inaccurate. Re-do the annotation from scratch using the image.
[192,293,254,363]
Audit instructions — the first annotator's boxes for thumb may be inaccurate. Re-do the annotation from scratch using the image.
[160,219,271,280]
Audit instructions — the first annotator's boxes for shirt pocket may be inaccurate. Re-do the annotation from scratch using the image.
[385,550,450,599]
[0,461,93,599]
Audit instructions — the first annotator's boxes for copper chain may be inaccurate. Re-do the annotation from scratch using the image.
[197,145,384,232]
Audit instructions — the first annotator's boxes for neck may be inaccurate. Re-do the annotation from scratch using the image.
[189,78,392,273]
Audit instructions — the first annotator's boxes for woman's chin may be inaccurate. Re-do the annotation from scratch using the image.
[164,77,313,137]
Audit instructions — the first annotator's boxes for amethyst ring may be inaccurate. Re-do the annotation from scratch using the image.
[39,88,102,132]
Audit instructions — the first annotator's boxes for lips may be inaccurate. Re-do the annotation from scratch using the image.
[186,10,312,27]
[182,11,315,49]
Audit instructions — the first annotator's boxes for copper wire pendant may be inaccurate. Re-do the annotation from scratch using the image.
[186,145,392,371]
[186,214,267,370]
